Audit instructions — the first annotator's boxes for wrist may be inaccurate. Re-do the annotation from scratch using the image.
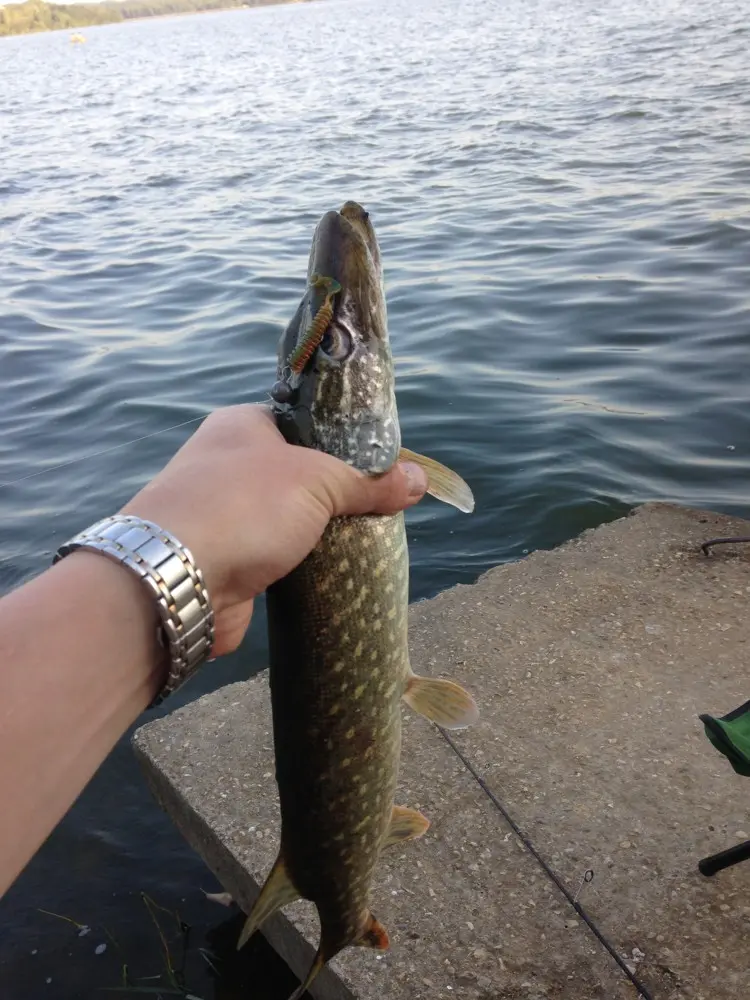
[55,513,215,705]
[119,493,227,612]
[53,550,167,703]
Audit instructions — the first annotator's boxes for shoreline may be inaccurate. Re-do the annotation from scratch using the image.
[0,0,313,40]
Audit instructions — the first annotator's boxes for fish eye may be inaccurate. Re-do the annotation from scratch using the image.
[319,325,352,362]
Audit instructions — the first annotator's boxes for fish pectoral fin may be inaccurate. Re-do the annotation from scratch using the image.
[403,673,479,729]
[384,804,430,848]
[236,853,299,951]
[286,950,326,1000]
[355,911,390,950]
[399,446,474,513]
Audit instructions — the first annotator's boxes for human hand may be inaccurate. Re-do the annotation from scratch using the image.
[120,404,427,655]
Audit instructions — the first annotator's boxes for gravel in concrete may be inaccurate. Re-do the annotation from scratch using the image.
[134,503,750,1000]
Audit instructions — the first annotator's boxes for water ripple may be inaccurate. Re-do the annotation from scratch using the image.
[1,0,750,990]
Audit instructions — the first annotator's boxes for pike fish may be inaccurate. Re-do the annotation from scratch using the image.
[237,202,478,998]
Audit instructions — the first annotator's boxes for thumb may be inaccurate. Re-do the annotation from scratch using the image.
[332,460,429,517]
[212,598,255,656]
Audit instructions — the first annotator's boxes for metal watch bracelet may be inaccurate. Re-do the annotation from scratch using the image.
[53,514,215,706]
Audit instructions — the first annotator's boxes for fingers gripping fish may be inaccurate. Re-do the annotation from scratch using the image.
[240,202,478,999]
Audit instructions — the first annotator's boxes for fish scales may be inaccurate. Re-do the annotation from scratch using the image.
[267,511,409,951]
[239,201,477,998]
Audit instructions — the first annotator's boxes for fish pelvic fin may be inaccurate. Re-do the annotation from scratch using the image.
[399,446,474,513]
[403,672,479,730]
[236,853,299,951]
[384,804,430,848]
[355,911,390,950]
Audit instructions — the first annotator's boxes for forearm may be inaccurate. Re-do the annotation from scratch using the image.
[0,405,426,899]
[0,552,164,896]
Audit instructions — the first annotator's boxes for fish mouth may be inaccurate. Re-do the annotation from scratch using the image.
[272,202,400,474]
[307,202,382,305]
[303,202,386,357]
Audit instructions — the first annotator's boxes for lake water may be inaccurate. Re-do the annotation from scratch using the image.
[1,0,749,994]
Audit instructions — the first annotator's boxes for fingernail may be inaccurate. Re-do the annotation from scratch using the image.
[401,461,428,499]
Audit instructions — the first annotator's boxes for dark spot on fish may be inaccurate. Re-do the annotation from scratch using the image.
[350,727,378,758]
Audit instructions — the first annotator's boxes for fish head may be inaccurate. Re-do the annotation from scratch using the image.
[271,202,400,474]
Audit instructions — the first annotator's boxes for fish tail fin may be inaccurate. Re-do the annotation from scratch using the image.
[237,852,299,951]
[286,910,389,999]
[403,672,479,729]
[286,950,326,1000]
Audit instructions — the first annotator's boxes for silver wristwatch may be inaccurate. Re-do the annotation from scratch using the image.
[53,515,215,706]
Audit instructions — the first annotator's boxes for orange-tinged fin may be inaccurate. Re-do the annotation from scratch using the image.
[236,853,299,951]
[399,446,475,513]
[285,913,389,999]
[403,673,479,729]
[384,804,430,848]
[355,911,390,950]
[286,950,326,1000]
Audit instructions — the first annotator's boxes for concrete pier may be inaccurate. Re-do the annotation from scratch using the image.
[133,503,750,999]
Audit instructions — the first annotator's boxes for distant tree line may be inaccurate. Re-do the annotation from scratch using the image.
[0,0,305,37]
[0,0,119,35]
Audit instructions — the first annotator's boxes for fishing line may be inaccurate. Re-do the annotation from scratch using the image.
[1,349,653,998]
[438,728,655,1000]
[0,414,210,489]
[1,275,338,491]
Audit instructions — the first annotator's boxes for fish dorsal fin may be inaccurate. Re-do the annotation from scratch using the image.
[384,804,430,848]
[355,911,390,950]
[237,853,299,951]
[399,446,475,513]
[403,673,479,729]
